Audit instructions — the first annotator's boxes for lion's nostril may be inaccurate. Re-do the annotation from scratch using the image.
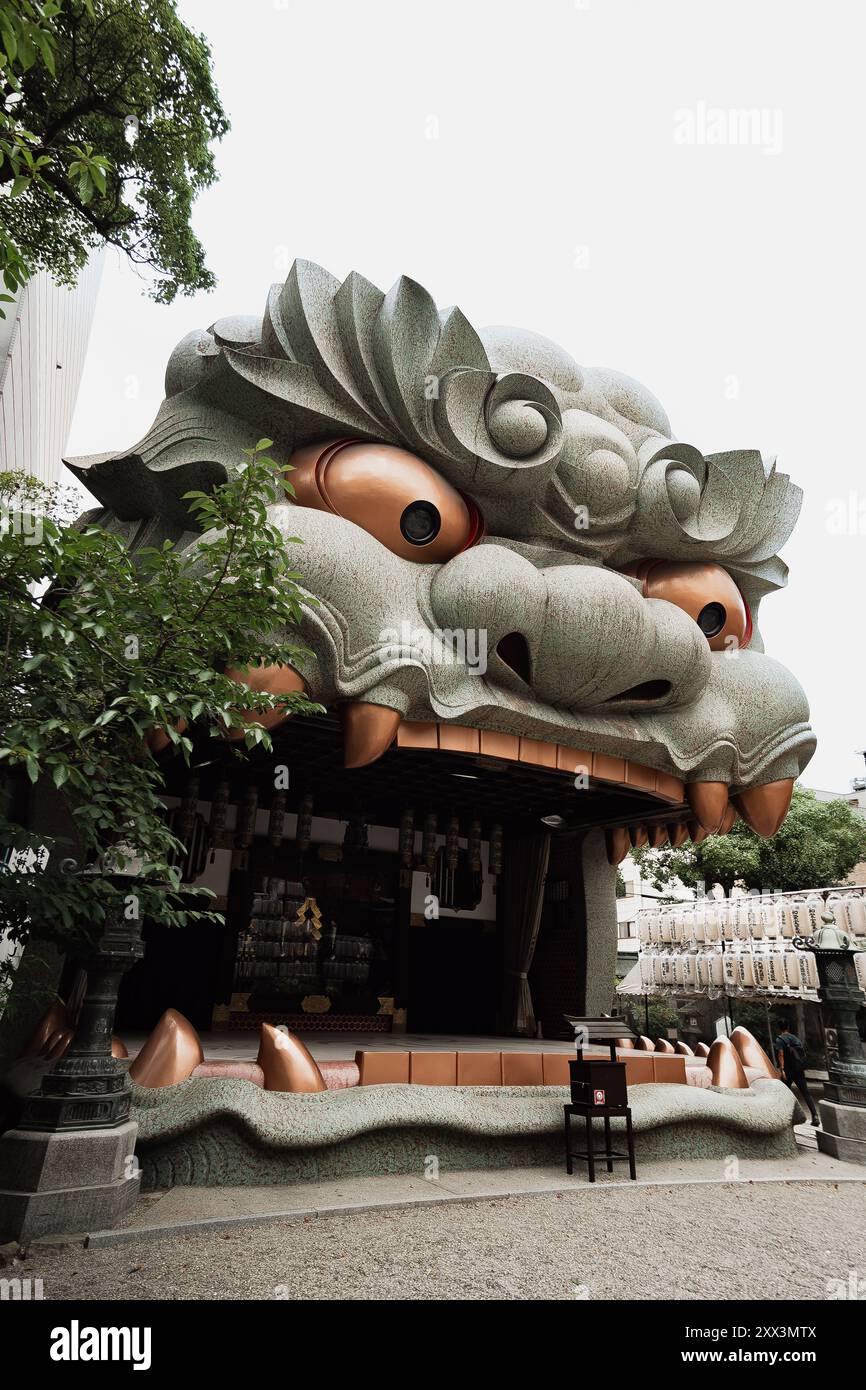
[604,680,672,703]
[496,632,532,684]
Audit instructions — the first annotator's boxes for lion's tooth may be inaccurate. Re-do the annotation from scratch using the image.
[686,780,729,833]
[687,820,708,844]
[628,824,648,848]
[128,1008,203,1088]
[256,1023,327,1093]
[649,824,669,848]
[667,822,689,847]
[719,804,739,835]
[224,663,307,741]
[341,702,401,768]
[146,719,187,754]
[605,827,631,864]
[732,778,794,837]
[21,1001,71,1058]
[45,1028,73,1061]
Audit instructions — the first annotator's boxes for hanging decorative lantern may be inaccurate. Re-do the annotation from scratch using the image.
[235,782,259,849]
[177,773,199,845]
[399,808,415,867]
[422,812,438,872]
[209,778,230,848]
[468,818,482,873]
[343,810,369,853]
[268,790,287,848]
[445,814,460,873]
[296,792,314,852]
[489,822,503,876]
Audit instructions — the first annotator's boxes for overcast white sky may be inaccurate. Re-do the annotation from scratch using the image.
[66,0,865,794]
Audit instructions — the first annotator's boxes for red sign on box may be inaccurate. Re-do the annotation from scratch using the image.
[594,1088,605,1105]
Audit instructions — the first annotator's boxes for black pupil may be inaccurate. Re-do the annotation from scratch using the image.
[697,601,726,638]
[400,500,441,545]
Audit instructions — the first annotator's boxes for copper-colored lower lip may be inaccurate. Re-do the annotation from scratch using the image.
[730,1025,780,1079]
[708,1035,750,1089]
[396,721,685,803]
[129,1007,204,1087]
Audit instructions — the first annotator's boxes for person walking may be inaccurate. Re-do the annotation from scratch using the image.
[774,1018,820,1125]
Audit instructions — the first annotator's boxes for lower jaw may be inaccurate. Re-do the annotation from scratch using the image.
[338,707,796,848]
[218,662,807,851]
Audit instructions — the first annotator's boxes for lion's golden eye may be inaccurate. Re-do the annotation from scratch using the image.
[625,560,752,652]
[289,438,482,563]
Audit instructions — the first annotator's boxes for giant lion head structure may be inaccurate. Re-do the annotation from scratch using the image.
[67,259,815,849]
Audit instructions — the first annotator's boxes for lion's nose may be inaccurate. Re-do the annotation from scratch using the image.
[430,544,548,658]
[430,542,711,711]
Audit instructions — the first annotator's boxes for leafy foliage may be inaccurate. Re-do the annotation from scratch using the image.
[631,787,866,894]
[0,0,228,311]
[623,996,680,1042]
[0,443,320,998]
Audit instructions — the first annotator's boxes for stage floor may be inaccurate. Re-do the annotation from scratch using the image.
[119,1030,578,1063]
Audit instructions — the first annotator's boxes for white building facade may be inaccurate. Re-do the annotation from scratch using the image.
[0,256,103,486]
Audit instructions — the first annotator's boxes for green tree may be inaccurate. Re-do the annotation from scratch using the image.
[632,787,866,895]
[0,443,319,1029]
[0,0,228,312]
[623,996,680,1042]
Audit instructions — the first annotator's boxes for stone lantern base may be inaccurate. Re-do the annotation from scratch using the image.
[816,1101,866,1166]
[0,1121,140,1243]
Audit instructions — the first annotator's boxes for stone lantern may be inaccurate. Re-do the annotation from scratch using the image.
[0,872,147,1241]
[794,907,866,1164]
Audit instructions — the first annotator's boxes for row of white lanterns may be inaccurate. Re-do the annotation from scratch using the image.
[638,891,866,947]
[638,942,820,997]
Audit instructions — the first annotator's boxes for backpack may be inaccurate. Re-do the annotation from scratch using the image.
[777,1032,806,1069]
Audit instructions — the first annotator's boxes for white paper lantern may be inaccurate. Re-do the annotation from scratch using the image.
[766,948,787,989]
[845,894,866,938]
[783,950,803,990]
[737,950,756,987]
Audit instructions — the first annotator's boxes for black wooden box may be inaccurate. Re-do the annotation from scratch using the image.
[569,1058,627,1107]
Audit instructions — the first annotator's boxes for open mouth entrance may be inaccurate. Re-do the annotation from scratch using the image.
[117,715,687,1045]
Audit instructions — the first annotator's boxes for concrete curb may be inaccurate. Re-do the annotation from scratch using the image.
[81,1169,866,1248]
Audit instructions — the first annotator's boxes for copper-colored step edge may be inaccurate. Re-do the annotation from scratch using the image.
[395,721,684,804]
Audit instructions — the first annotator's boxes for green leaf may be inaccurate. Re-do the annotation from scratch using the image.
[1,25,17,63]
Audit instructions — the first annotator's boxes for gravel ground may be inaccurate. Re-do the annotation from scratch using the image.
[18,1181,866,1301]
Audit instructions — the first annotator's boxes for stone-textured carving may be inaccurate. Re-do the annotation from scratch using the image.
[128,1075,800,1188]
[66,259,814,819]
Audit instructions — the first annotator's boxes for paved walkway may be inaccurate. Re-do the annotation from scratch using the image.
[82,1134,863,1247]
[24,1176,866,1301]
